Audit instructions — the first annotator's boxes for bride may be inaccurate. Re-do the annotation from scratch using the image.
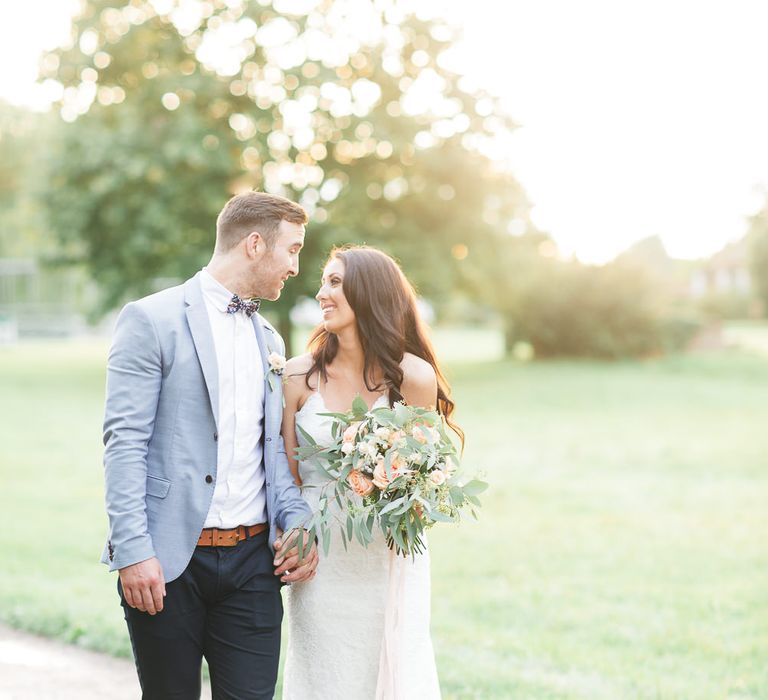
[278,246,463,699]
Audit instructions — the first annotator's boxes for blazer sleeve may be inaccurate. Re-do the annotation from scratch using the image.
[273,436,313,532]
[102,302,162,570]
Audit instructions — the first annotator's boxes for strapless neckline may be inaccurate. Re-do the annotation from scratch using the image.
[296,390,388,418]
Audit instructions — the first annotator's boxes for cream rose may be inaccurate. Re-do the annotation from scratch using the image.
[267,351,286,373]
[429,469,446,486]
[348,469,374,497]
[357,441,373,457]
[411,426,428,444]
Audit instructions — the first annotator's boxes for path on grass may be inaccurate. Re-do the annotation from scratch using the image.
[0,624,212,699]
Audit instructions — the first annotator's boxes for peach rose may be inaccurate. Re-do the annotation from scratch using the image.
[348,469,374,497]
[372,456,389,489]
[373,453,409,489]
[343,422,361,443]
[387,430,406,446]
[411,426,428,444]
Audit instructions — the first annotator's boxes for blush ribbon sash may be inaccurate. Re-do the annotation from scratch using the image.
[375,548,407,699]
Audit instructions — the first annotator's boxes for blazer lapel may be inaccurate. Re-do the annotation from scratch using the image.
[251,314,272,398]
[251,314,279,438]
[184,273,219,429]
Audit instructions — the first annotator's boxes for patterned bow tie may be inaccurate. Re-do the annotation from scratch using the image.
[226,294,261,317]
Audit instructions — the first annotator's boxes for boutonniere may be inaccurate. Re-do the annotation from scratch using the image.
[265,351,286,391]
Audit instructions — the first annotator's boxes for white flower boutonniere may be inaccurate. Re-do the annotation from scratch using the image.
[265,351,286,391]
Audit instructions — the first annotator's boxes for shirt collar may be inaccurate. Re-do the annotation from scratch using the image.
[200,268,236,314]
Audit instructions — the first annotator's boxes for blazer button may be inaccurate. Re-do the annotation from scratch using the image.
[205,475,213,484]
[213,432,218,441]
[266,437,272,442]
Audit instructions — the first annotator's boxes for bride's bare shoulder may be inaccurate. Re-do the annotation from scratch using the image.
[285,353,313,376]
[400,353,437,407]
[283,353,315,397]
[400,352,435,379]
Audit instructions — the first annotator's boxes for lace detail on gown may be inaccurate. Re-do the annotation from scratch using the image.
[282,392,441,700]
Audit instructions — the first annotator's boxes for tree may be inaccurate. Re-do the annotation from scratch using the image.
[0,102,52,258]
[39,0,531,352]
[748,205,768,315]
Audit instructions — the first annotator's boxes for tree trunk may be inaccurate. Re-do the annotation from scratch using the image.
[504,317,517,356]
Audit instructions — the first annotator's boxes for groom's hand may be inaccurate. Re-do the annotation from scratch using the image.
[274,529,318,583]
[119,557,166,615]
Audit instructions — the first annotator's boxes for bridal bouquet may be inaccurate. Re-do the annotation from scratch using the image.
[295,397,487,558]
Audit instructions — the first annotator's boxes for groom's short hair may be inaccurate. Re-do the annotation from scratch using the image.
[215,191,308,252]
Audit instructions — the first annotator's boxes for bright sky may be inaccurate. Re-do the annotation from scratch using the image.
[2,0,768,263]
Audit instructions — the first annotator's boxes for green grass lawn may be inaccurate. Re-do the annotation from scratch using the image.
[1,337,767,698]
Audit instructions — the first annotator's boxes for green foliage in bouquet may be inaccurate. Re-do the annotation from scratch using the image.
[295,396,487,558]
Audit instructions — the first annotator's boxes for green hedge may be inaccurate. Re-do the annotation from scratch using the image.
[508,259,700,358]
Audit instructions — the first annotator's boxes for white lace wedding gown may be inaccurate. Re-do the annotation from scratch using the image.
[282,392,441,700]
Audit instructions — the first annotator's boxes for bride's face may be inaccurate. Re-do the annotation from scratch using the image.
[316,257,355,333]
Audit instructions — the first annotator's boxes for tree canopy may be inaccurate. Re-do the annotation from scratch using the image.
[40,0,531,348]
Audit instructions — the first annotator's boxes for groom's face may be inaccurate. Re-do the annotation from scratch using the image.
[251,220,305,300]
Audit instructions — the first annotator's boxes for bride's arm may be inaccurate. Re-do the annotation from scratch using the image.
[399,352,438,409]
[281,354,313,486]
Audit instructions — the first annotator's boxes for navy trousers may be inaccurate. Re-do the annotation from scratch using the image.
[119,531,282,700]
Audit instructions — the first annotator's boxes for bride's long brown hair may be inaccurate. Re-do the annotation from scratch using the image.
[305,246,463,445]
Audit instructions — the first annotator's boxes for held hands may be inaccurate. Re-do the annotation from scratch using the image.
[274,529,318,583]
[119,557,166,615]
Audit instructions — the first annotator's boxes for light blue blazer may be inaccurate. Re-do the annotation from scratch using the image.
[101,272,312,582]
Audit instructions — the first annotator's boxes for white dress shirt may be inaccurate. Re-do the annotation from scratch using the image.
[199,268,267,528]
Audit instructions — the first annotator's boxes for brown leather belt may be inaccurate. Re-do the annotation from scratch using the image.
[197,523,268,547]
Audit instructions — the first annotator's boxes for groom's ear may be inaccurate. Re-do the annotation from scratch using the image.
[243,231,265,258]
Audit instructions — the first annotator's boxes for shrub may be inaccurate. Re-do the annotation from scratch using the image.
[508,259,696,358]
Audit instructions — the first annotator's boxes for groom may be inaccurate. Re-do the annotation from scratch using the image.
[101,191,318,698]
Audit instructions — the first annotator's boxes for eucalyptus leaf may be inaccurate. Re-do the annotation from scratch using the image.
[353,517,363,546]
[404,512,415,544]
[449,486,465,505]
[322,526,331,554]
[404,436,423,451]
[462,479,489,496]
[429,510,455,523]
[371,408,395,422]
[393,402,411,426]
[391,523,406,552]
[351,395,368,418]
[295,423,318,446]
[380,497,405,515]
